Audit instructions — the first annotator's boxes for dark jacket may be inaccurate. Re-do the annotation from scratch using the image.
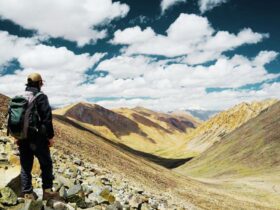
[25,86,54,139]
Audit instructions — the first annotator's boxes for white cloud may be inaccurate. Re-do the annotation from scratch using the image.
[253,51,278,66]
[0,0,129,46]
[111,14,268,64]
[198,0,228,13]
[96,82,280,111]
[0,32,279,110]
[111,27,155,45]
[0,31,38,66]
[0,32,105,105]
[97,55,158,79]
[91,51,279,111]
[161,0,187,13]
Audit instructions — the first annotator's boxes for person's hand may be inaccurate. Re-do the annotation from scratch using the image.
[48,138,54,147]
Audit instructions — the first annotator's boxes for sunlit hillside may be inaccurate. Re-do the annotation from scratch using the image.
[164,99,278,158]
[53,102,198,158]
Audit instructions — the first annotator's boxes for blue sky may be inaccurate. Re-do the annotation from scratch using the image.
[0,0,279,111]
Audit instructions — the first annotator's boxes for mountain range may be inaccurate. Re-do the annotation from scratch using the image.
[0,93,279,209]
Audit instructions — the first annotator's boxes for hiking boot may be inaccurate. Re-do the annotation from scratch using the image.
[43,189,64,201]
[23,191,38,201]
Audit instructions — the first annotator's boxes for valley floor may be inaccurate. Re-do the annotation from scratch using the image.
[188,175,280,209]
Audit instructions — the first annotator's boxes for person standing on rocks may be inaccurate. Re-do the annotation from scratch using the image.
[17,73,61,201]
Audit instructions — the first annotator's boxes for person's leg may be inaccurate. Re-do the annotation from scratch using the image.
[34,140,63,201]
[19,142,34,194]
[34,141,54,190]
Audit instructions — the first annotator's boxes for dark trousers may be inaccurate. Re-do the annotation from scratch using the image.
[19,136,53,194]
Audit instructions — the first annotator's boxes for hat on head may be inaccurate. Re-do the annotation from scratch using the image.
[27,73,42,82]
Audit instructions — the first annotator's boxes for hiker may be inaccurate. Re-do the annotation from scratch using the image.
[12,73,60,201]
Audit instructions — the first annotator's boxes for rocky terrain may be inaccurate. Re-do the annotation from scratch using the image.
[0,134,190,210]
[0,93,9,129]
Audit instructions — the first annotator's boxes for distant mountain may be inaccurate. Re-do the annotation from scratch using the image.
[185,109,220,121]
[163,99,278,158]
[53,103,199,158]
[176,100,280,179]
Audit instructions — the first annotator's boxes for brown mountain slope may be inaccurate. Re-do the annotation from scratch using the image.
[166,99,278,158]
[174,101,280,209]
[176,100,280,177]
[54,103,198,158]
[64,102,146,138]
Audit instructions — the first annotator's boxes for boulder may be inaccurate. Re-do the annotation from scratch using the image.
[56,175,74,189]
[0,187,17,206]
[23,199,43,210]
[66,185,87,209]
[0,152,8,164]
[67,184,82,198]
[99,187,115,204]
[106,201,123,210]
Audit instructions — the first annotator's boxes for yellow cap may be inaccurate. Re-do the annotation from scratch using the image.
[27,73,42,82]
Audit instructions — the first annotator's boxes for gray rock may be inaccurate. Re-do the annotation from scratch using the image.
[59,186,67,199]
[73,159,82,166]
[106,201,123,210]
[140,203,152,210]
[33,188,43,200]
[128,194,149,208]
[0,137,9,144]
[67,184,82,197]
[0,152,8,164]
[0,187,17,206]
[22,199,43,210]
[99,187,115,204]
[0,168,21,196]
[81,184,93,196]
[56,175,74,188]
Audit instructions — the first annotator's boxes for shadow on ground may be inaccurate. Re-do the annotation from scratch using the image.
[54,115,193,169]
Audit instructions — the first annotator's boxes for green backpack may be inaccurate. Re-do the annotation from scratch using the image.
[7,92,43,140]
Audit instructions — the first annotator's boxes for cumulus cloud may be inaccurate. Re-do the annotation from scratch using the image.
[111,27,155,45]
[198,0,228,13]
[0,30,278,110]
[161,0,187,13]
[92,51,279,110]
[111,14,268,64]
[0,32,105,105]
[0,31,38,66]
[95,81,280,111]
[0,0,129,46]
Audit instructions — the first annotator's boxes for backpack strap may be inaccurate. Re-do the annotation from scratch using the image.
[22,92,43,139]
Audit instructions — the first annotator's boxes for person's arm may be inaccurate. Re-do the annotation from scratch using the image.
[36,94,54,140]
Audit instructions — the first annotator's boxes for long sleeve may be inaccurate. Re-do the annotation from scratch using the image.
[36,94,54,139]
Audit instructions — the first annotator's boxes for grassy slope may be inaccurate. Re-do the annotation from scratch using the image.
[175,101,280,209]
[176,101,280,177]
[163,99,278,158]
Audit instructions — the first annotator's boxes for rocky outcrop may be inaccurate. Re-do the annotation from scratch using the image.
[0,94,9,129]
